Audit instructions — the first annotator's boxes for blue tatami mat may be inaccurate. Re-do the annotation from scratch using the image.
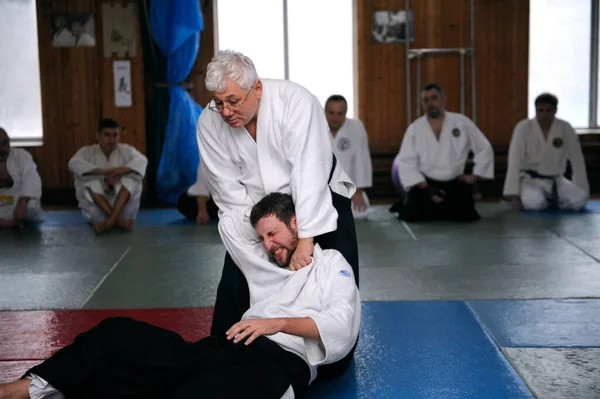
[39,209,195,228]
[309,301,533,399]
[522,199,600,217]
[468,300,600,348]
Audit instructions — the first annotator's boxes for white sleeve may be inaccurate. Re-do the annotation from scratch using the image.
[352,120,373,189]
[305,252,360,366]
[17,150,42,199]
[465,119,494,179]
[68,147,99,178]
[187,162,210,197]
[121,145,148,179]
[396,125,426,189]
[196,113,255,214]
[218,212,290,299]
[282,91,338,239]
[564,122,589,193]
[503,122,526,197]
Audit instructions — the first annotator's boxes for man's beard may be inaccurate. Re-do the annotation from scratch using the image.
[268,236,299,268]
[427,107,441,118]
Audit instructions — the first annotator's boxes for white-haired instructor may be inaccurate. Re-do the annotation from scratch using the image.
[196,50,359,380]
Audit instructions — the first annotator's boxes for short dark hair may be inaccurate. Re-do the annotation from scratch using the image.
[250,192,296,228]
[98,118,120,132]
[535,93,558,109]
[422,82,443,94]
[325,94,348,110]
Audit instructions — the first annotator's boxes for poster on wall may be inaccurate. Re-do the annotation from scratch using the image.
[102,3,137,58]
[113,60,132,107]
[371,10,415,43]
[52,13,96,47]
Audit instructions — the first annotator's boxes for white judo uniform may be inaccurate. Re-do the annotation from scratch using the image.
[395,112,494,190]
[218,210,361,398]
[197,78,355,240]
[68,143,147,222]
[503,117,589,211]
[0,148,43,221]
[330,117,373,219]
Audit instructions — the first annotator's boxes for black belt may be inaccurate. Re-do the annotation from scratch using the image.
[328,153,337,184]
[523,169,557,180]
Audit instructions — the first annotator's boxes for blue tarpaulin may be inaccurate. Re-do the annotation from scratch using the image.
[150,1,204,204]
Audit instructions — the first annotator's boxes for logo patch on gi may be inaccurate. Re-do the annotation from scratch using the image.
[339,270,351,278]
[552,137,563,148]
[337,138,351,151]
[452,128,460,137]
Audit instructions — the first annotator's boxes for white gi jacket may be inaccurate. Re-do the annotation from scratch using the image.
[395,112,494,190]
[196,78,355,240]
[330,117,373,189]
[0,148,43,220]
[503,117,589,196]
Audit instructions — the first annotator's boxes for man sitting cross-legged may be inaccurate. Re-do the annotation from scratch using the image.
[0,192,360,399]
[68,118,147,234]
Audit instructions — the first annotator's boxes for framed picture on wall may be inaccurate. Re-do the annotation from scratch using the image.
[52,13,96,47]
[372,10,415,43]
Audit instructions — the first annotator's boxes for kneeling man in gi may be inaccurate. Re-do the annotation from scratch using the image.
[503,93,589,212]
[392,83,494,222]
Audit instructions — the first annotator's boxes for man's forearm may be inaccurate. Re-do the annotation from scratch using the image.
[280,317,320,341]
[195,195,208,211]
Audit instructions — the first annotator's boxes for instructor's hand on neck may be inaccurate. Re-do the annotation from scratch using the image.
[289,237,314,271]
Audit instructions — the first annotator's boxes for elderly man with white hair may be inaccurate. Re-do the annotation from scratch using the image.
[195,50,359,380]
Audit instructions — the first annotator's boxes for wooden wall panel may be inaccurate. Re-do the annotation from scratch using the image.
[357,0,529,151]
[189,0,215,108]
[356,0,530,198]
[30,0,145,193]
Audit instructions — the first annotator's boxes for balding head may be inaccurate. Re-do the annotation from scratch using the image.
[0,128,9,161]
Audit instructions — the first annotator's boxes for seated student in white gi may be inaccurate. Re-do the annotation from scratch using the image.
[503,93,589,212]
[392,83,494,222]
[68,118,148,234]
[176,162,219,224]
[0,193,361,399]
[196,50,359,380]
[0,128,44,228]
[325,95,373,219]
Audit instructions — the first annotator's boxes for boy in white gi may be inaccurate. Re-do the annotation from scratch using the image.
[392,83,494,222]
[503,93,589,211]
[0,193,360,399]
[196,50,359,379]
[68,118,147,234]
[325,95,373,219]
[0,128,44,228]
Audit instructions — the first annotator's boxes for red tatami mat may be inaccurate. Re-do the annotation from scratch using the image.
[0,308,213,361]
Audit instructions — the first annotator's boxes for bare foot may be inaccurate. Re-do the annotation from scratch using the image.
[0,378,30,399]
[117,218,135,232]
[93,219,115,234]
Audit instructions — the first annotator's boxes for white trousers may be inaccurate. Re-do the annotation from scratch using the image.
[0,195,44,221]
[520,175,588,211]
[77,176,142,222]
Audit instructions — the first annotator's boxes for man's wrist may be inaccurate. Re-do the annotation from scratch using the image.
[298,237,314,245]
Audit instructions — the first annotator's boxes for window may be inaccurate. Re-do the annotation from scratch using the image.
[215,0,356,117]
[0,0,44,146]
[528,0,591,128]
[216,0,285,79]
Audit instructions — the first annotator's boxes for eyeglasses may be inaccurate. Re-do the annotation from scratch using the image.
[208,82,255,113]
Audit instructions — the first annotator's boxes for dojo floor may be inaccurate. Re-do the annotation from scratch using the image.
[2,201,600,398]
